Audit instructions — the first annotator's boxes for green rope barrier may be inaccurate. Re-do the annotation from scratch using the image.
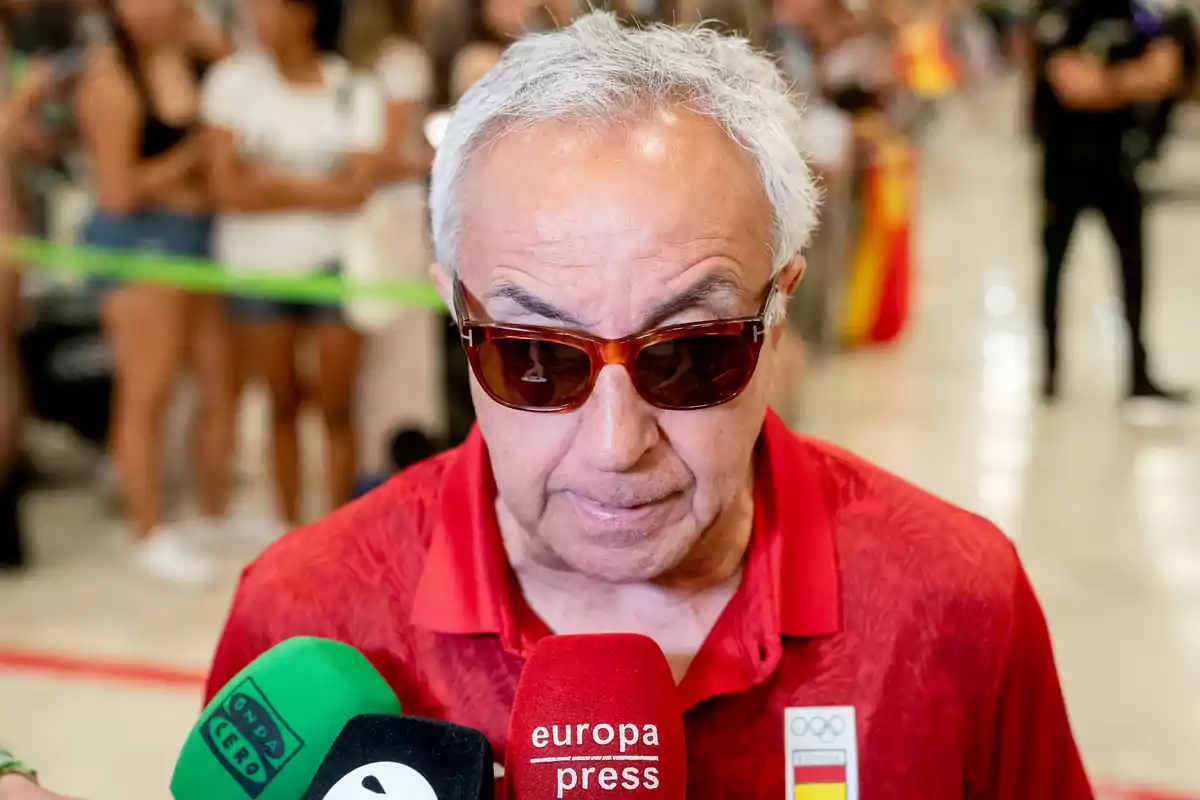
[6,237,446,309]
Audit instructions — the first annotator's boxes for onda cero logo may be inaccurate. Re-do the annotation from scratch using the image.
[199,678,305,798]
[529,722,661,799]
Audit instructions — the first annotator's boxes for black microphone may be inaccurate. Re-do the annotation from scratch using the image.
[302,714,495,800]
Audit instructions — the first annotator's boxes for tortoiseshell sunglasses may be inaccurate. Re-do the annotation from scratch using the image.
[453,278,779,413]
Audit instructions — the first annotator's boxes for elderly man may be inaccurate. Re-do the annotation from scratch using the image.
[203,12,1094,800]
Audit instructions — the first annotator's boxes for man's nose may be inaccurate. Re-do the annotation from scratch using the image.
[578,365,659,473]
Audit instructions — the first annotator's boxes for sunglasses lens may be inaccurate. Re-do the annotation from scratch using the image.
[477,336,594,409]
[635,332,756,409]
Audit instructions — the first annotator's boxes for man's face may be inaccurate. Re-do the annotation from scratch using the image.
[441,109,800,583]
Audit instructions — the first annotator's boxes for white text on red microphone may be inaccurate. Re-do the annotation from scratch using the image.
[526,723,661,798]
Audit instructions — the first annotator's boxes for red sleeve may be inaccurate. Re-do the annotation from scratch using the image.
[982,560,1094,799]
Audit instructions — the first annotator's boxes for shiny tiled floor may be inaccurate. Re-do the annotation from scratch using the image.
[3,77,1200,799]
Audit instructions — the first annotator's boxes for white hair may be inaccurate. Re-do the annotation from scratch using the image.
[429,11,819,279]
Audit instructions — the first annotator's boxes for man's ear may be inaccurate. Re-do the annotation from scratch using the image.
[770,255,805,346]
[780,255,806,302]
[430,262,454,316]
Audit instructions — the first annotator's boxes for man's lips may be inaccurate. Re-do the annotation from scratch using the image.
[570,491,675,510]
[564,490,682,533]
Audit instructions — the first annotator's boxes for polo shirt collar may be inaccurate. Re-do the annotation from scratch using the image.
[759,409,841,639]
[410,426,548,656]
[410,410,842,679]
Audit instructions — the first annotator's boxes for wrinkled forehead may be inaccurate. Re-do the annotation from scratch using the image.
[450,112,778,336]
[453,110,776,287]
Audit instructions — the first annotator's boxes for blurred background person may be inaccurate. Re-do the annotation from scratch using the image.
[341,0,450,476]
[764,0,858,410]
[0,0,95,572]
[183,0,238,60]
[767,0,829,95]
[768,0,901,117]
[0,0,88,190]
[452,0,574,103]
[0,161,23,570]
[202,0,384,528]
[1135,0,1199,172]
[343,0,433,186]
[455,0,519,84]
[1031,0,1192,407]
[428,0,584,110]
[74,0,237,582]
[980,0,1032,66]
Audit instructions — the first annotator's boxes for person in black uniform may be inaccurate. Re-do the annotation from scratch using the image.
[1139,4,1199,167]
[1032,0,1192,405]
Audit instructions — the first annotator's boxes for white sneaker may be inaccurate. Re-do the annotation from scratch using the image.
[189,515,289,551]
[186,517,224,550]
[231,515,291,547]
[133,527,216,584]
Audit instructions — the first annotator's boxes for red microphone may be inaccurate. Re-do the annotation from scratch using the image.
[505,634,686,800]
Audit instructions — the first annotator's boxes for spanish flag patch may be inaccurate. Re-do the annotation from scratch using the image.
[793,750,848,800]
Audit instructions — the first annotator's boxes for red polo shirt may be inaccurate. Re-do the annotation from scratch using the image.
[206,411,1094,799]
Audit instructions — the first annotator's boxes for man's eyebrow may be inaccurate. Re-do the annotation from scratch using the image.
[483,280,587,326]
[641,272,747,330]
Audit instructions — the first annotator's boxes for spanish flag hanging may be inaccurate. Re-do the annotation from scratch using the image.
[896,18,961,98]
[839,135,916,348]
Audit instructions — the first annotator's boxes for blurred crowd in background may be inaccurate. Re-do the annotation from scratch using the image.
[0,0,1194,583]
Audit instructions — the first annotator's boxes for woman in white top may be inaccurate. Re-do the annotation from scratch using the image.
[342,0,433,184]
[202,0,385,525]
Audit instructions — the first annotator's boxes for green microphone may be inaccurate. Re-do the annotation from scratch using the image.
[171,637,402,800]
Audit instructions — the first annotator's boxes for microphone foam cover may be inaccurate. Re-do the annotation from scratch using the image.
[506,634,686,800]
[171,637,401,800]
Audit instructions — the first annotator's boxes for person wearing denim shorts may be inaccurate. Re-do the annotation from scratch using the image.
[225,263,346,326]
[202,0,385,527]
[75,0,238,584]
